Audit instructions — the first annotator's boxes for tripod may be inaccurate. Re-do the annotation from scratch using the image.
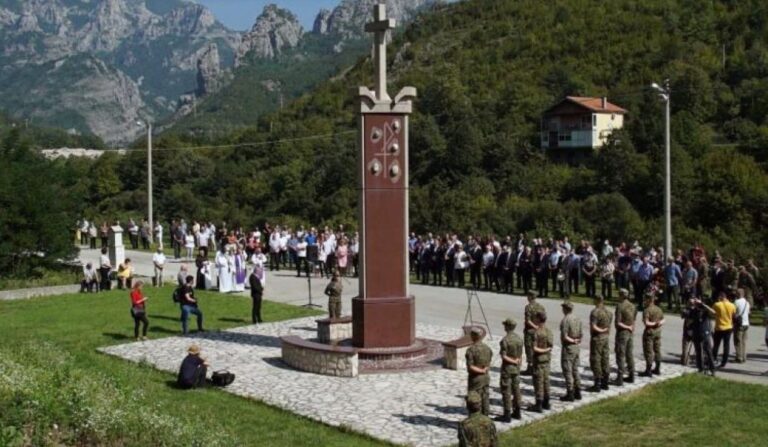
[464,287,492,340]
[302,274,322,308]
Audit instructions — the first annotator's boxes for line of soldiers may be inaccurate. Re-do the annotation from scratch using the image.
[460,288,666,443]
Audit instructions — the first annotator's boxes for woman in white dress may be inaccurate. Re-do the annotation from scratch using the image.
[185,230,195,261]
[215,246,233,293]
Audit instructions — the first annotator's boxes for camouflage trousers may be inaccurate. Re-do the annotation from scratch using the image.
[615,330,634,376]
[468,377,490,416]
[560,346,580,391]
[643,330,661,367]
[328,298,341,319]
[499,369,521,414]
[524,331,535,368]
[590,336,610,379]
[532,361,550,400]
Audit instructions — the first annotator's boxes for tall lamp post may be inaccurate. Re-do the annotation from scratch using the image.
[651,80,671,259]
[137,120,153,245]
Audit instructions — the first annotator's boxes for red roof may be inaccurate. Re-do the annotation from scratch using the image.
[563,96,627,114]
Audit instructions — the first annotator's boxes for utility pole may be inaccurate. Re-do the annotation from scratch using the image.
[651,80,672,259]
[137,119,154,245]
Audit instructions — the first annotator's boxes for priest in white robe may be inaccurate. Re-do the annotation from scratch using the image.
[215,246,233,293]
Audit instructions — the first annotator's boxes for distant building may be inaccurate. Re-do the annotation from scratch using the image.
[541,96,627,162]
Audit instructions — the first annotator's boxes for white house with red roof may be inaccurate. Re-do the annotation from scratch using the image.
[541,96,627,161]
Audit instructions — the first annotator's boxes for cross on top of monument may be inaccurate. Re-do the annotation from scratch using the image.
[365,3,396,101]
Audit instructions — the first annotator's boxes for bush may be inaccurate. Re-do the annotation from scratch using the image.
[0,342,234,446]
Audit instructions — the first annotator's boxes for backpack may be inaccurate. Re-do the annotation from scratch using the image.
[211,370,236,387]
[172,287,182,303]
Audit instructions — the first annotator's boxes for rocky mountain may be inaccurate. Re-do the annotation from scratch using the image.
[0,0,239,145]
[168,0,442,137]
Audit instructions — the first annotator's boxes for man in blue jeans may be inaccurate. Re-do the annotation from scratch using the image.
[180,275,204,335]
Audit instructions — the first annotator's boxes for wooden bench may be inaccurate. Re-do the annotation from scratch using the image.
[441,325,487,370]
[281,335,359,377]
[315,316,353,343]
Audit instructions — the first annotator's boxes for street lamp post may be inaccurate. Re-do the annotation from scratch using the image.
[137,120,153,245]
[651,80,672,259]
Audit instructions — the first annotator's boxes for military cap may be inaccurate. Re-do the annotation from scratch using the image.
[466,392,482,406]
[619,288,629,297]
[502,317,517,328]
[526,291,536,299]
[470,326,484,336]
[643,292,656,301]
[561,300,574,310]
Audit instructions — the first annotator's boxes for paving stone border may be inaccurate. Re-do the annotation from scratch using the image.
[99,317,689,447]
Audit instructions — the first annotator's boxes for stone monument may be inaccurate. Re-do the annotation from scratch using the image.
[352,3,418,349]
[108,225,125,269]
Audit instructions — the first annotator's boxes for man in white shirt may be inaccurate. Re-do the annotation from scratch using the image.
[296,237,309,277]
[197,227,210,258]
[154,222,163,247]
[153,247,166,287]
[269,229,282,271]
[733,288,750,363]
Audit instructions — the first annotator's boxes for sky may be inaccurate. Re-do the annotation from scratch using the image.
[194,0,341,31]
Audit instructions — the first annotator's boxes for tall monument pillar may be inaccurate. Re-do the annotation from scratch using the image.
[352,3,417,349]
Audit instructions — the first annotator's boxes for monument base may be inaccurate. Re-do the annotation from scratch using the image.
[352,296,415,348]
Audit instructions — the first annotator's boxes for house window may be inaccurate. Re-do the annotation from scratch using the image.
[611,113,616,120]
[592,115,597,127]
[542,133,548,142]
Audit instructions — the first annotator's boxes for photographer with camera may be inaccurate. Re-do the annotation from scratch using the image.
[681,297,717,376]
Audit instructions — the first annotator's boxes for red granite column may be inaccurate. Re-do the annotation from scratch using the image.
[352,114,415,348]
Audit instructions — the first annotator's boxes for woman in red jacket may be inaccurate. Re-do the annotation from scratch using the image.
[130,280,150,340]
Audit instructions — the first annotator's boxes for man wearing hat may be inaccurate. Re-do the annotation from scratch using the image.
[614,288,637,385]
[527,312,553,413]
[465,326,493,416]
[522,292,546,376]
[589,295,613,392]
[458,391,497,447]
[324,270,343,319]
[559,301,583,401]
[640,293,665,376]
[177,344,209,389]
[497,318,523,422]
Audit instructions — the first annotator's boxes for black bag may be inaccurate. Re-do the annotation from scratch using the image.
[211,370,235,387]
[172,287,182,303]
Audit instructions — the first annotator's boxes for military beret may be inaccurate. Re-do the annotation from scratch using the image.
[502,317,516,327]
[466,392,482,406]
[561,301,574,310]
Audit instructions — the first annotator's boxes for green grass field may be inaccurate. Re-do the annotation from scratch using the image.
[1,288,767,446]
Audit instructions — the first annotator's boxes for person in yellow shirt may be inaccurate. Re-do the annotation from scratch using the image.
[711,291,735,368]
[117,258,134,290]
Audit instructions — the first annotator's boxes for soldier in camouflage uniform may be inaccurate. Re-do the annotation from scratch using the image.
[589,295,613,392]
[559,301,583,401]
[614,288,637,385]
[458,392,498,447]
[526,312,553,413]
[522,291,546,376]
[640,293,665,376]
[466,327,493,416]
[496,318,523,422]
[324,271,343,319]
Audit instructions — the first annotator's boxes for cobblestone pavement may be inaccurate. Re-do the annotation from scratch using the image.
[100,317,689,447]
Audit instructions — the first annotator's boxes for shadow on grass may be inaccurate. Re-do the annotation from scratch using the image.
[102,332,132,341]
[220,317,249,324]
[189,330,282,348]
[149,326,178,335]
[151,315,180,322]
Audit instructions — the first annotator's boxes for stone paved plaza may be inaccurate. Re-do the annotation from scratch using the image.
[100,317,688,446]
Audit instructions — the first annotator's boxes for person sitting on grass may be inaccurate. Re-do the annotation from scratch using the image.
[81,262,99,293]
[116,258,133,290]
[177,344,209,389]
[179,275,204,335]
[129,280,149,341]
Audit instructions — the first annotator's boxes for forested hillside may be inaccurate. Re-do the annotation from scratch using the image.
[68,0,768,259]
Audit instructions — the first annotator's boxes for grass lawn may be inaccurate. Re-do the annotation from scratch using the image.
[1,287,767,446]
[0,288,387,447]
[509,373,768,446]
[0,266,79,291]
